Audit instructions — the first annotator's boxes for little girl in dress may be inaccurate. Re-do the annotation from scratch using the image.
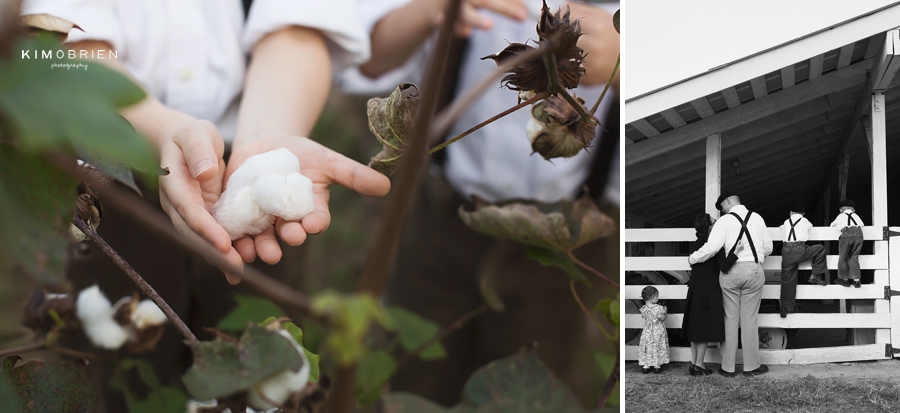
[639,286,669,374]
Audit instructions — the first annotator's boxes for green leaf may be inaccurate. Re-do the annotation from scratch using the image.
[181,325,304,401]
[216,293,286,332]
[1,356,99,413]
[0,147,77,286]
[131,387,189,413]
[526,246,591,286]
[356,350,397,406]
[283,322,320,383]
[0,35,156,173]
[610,294,620,328]
[384,350,585,413]
[311,290,396,365]
[459,194,615,253]
[367,83,420,175]
[388,306,447,361]
[591,350,616,379]
[75,145,141,195]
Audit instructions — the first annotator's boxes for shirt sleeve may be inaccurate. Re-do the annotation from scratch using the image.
[855,214,865,226]
[243,0,370,72]
[830,214,840,227]
[22,0,125,53]
[689,217,727,264]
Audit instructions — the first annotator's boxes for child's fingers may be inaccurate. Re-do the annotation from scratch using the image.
[172,120,224,181]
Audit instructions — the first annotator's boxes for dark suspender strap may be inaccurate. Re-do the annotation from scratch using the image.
[729,211,759,263]
[242,0,253,20]
[846,212,857,226]
[788,218,800,242]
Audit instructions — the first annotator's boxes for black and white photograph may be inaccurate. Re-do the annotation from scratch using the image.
[623,1,900,411]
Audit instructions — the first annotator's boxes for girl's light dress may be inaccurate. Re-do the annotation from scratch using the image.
[639,303,670,367]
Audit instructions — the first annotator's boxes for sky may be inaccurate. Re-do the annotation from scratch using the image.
[622,0,900,99]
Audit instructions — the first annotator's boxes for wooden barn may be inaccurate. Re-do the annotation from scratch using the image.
[623,3,900,364]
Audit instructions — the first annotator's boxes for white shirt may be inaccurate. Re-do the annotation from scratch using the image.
[689,205,773,265]
[341,0,620,205]
[830,210,864,230]
[780,213,813,242]
[22,0,370,142]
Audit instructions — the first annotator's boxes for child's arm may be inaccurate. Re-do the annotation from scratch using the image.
[361,0,529,78]
[658,305,667,322]
[226,26,392,266]
[67,40,245,275]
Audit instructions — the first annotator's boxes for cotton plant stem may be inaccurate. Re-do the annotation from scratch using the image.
[569,280,613,342]
[589,54,619,117]
[428,43,554,144]
[73,216,198,344]
[567,250,618,288]
[397,304,488,368]
[0,338,110,361]
[427,92,547,155]
[0,339,46,358]
[594,352,620,411]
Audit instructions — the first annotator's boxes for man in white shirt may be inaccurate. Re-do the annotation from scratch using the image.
[830,199,865,288]
[689,190,773,377]
[778,202,827,319]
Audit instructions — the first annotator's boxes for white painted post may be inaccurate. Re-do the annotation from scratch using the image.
[706,134,721,220]
[870,91,890,344]
[891,227,900,352]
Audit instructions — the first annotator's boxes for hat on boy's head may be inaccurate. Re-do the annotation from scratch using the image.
[792,201,806,214]
[715,189,738,211]
[839,199,856,209]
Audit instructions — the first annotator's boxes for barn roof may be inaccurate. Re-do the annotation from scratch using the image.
[624,2,900,228]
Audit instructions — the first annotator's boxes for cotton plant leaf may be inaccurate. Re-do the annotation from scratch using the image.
[366,83,420,175]
[20,13,82,40]
[355,350,397,406]
[459,193,615,253]
[384,350,585,413]
[525,245,591,286]
[1,356,99,413]
[181,325,304,401]
[0,147,77,287]
[388,306,447,361]
[311,290,397,365]
[216,293,286,332]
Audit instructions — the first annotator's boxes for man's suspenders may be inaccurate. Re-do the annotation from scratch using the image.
[729,211,758,263]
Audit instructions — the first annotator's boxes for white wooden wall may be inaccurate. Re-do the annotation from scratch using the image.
[623,226,893,364]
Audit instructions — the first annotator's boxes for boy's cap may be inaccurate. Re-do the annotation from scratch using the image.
[839,199,856,209]
[715,189,738,211]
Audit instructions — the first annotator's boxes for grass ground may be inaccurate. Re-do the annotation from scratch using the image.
[624,361,900,412]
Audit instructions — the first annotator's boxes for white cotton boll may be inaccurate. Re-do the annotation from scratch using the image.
[225,148,300,190]
[254,173,315,221]
[525,115,543,143]
[76,285,128,350]
[247,330,310,411]
[131,299,167,329]
[214,185,273,239]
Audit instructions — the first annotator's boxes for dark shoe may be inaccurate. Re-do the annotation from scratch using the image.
[700,365,713,375]
[717,366,736,378]
[653,367,662,374]
[809,274,826,286]
[835,278,851,287]
[689,364,699,376]
[743,365,769,376]
[780,308,788,318]
[852,280,861,288]
[642,367,650,374]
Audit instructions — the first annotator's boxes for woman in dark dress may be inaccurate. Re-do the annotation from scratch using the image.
[682,213,727,376]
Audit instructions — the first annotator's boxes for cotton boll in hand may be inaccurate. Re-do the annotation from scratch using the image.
[214,185,273,240]
[76,285,128,350]
[214,148,316,239]
[247,330,311,410]
[255,173,315,221]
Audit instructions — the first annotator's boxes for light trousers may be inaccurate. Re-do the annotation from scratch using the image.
[720,261,765,372]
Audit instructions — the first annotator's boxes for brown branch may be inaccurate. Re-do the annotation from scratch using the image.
[397,304,487,368]
[569,279,612,342]
[567,250,618,288]
[51,345,113,361]
[428,43,555,144]
[0,339,46,358]
[427,92,548,155]
[73,216,198,344]
[594,352,619,411]
[589,54,619,117]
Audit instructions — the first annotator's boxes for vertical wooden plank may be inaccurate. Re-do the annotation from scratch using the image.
[837,43,855,69]
[781,65,796,88]
[750,76,768,99]
[891,227,900,350]
[871,91,888,227]
[690,97,716,118]
[839,152,850,200]
[875,267,890,344]
[631,118,661,138]
[706,134,721,220]
[660,108,687,129]
[721,87,741,109]
[809,54,825,80]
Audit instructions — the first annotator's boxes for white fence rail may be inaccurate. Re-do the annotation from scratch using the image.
[624,226,895,364]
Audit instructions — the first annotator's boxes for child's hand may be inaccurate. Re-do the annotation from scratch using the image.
[431,0,529,37]
[157,119,245,282]
[224,136,391,267]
